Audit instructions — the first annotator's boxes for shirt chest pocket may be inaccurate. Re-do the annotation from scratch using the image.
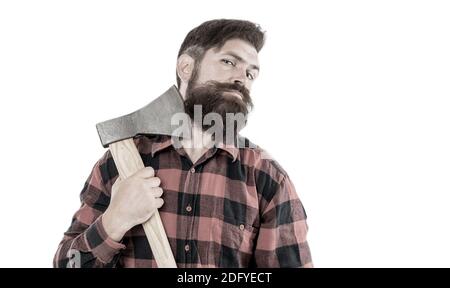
[207,216,259,267]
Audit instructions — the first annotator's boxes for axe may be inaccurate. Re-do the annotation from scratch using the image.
[96,85,185,268]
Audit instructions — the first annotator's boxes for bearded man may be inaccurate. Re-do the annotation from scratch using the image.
[54,19,312,268]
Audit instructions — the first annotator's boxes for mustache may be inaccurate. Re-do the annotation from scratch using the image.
[184,80,253,139]
[191,81,253,109]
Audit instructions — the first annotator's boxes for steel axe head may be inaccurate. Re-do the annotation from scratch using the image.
[96,85,186,148]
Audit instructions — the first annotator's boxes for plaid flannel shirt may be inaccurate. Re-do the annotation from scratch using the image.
[53,134,312,268]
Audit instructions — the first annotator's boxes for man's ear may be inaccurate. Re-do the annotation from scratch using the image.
[176,54,195,85]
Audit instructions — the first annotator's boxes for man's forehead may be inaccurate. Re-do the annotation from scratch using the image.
[212,39,260,68]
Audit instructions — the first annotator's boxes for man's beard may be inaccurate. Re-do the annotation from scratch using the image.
[184,79,253,145]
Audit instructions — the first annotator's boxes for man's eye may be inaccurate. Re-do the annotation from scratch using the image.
[222,59,235,66]
[247,72,255,80]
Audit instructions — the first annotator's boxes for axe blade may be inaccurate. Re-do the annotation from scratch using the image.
[96,85,186,148]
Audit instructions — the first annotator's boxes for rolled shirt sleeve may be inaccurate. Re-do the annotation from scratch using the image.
[53,152,125,268]
[254,175,313,268]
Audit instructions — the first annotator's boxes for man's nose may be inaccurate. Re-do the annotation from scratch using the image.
[232,78,251,92]
[234,79,244,86]
[231,69,248,87]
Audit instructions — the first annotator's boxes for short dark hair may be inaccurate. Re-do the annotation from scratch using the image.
[176,19,266,87]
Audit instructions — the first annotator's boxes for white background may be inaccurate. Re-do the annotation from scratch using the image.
[0,0,449,268]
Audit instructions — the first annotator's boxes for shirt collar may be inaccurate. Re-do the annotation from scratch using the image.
[149,135,240,162]
[150,135,174,157]
[216,141,239,162]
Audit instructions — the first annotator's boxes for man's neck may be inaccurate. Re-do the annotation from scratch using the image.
[180,123,214,165]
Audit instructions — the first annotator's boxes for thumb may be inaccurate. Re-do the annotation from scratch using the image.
[113,176,122,186]
[111,176,122,198]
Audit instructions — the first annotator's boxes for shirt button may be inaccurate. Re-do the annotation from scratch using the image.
[190,167,195,173]
[239,224,245,231]
[184,244,190,252]
[186,205,192,212]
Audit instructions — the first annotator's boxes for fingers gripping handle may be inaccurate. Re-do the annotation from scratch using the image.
[109,138,177,268]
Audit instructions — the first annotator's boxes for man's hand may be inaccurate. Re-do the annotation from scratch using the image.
[102,167,164,242]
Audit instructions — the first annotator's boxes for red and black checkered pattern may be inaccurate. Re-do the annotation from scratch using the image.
[54,135,312,268]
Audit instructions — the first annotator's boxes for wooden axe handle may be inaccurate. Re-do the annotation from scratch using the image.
[109,138,177,268]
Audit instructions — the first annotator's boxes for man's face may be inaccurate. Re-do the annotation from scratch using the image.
[193,38,260,92]
[184,38,260,142]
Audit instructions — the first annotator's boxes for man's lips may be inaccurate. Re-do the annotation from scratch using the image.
[223,90,243,100]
